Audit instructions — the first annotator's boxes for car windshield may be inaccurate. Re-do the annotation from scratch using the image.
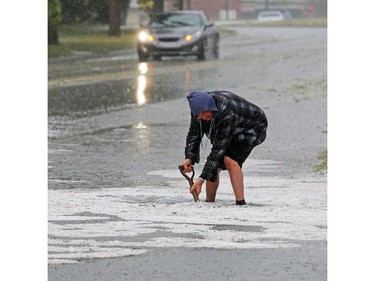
[149,13,203,27]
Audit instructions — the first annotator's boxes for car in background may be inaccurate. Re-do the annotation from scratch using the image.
[256,10,285,21]
[136,10,220,62]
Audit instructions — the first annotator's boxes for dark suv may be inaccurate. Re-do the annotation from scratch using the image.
[136,10,220,62]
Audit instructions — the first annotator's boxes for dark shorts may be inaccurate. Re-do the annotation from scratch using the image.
[219,130,267,170]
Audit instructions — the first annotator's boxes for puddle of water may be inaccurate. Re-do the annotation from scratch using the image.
[49,69,188,118]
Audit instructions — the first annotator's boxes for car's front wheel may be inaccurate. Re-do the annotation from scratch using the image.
[138,51,149,62]
[197,41,206,61]
[212,35,220,59]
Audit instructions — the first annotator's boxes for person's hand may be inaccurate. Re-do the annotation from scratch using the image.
[181,159,193,173]
[189,180,203,196]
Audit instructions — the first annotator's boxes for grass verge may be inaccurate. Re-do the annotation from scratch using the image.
[314,149,327,174]
[218,17,327,28]
[48,24,137,58]
[250,18,327,27]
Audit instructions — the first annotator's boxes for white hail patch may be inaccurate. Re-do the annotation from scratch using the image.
[49,160,326,264]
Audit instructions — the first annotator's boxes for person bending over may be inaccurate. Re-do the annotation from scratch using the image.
[181,90,268,205]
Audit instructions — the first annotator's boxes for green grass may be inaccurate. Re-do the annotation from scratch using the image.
[314,149,327,174]
[48,24,137,58]
[243,18,327,27]
[218,17,326,29]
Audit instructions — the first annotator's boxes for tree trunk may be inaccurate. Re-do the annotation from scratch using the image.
[153,0,164,14]
[175,0,183,10]
[109,0,120,36]
[48,25,59,45]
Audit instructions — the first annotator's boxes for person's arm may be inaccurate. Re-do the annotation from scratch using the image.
[200,114,237,181]
[184,116,202,165]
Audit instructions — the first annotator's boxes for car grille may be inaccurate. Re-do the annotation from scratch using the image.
[159,38,179,42]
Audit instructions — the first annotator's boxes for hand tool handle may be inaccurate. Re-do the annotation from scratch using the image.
[178,165,199,202]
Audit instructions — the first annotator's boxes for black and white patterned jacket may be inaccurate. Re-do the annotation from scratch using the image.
[185,91,268,181]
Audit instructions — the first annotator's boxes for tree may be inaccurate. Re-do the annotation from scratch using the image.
[316,0,327,17]
[108,0,131,36]
[138,0,163,14]
[91,0,110,23]
[174,0,183,10]
[48,0,62,44]
[60,0,87,23]
[152,0,164,14]
[108,0,120,36]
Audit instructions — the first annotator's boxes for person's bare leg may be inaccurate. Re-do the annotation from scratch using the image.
[205,169,220,202]
[224,156,245,201]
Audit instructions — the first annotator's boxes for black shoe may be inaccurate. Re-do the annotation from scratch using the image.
[236,199,246,205]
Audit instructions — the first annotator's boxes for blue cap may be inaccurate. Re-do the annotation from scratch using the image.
[187,91,218,117]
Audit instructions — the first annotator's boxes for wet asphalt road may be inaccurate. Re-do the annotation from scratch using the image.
[48,26,327,190]
[48,25,327,280]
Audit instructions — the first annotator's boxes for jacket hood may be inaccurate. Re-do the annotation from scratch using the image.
[187,91,218,117]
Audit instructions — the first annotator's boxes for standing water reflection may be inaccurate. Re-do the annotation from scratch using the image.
[136,63,148,105]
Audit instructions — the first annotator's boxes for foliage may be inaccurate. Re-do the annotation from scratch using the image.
[138,0,153,10]
[49,0,62,27]
[60,0,130,24]
[91,0,110,23]
[138,0,164,13]
[48,0,62,44]
[314,149,327,174]
[60,0,88,23]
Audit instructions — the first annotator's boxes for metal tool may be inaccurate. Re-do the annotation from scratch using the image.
[178,165,200,202]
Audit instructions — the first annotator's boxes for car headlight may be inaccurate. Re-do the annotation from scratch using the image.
[185,31,202,42]
[138,31,154,43]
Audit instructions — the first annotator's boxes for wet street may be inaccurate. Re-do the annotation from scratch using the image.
[48,25,327,280]
[49,26,326,189]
